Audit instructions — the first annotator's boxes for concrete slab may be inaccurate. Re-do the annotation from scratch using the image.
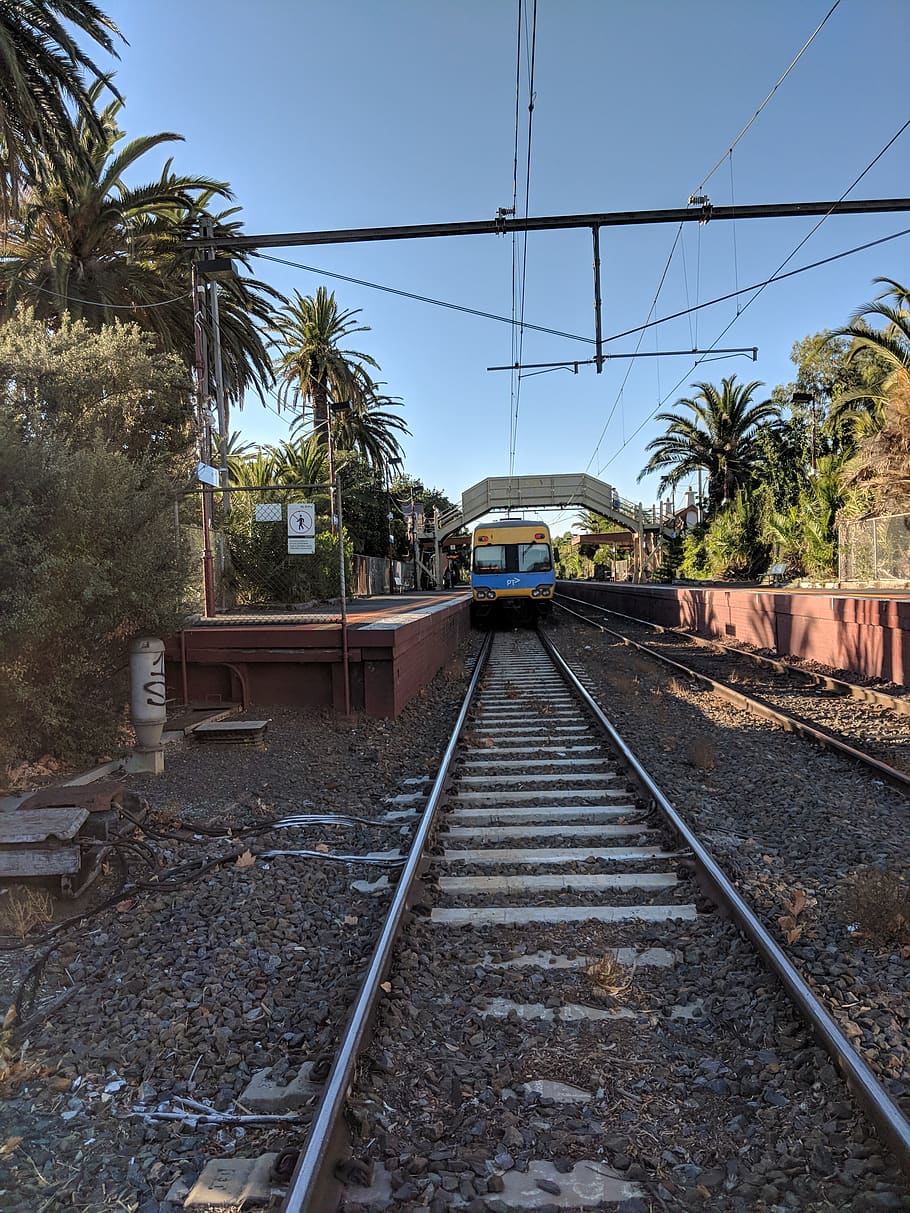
[439,872,676,894]
[480,997,701,1023]
[484,947,675,969]
[242,1060,322,1111]
[442,846,676,865]
[351,873,391,895]
[523,1079,593,1103]
[446,824,654,841]
[184,1154,279,1208]
[456,773,618,785]
[193,720,270,744]
[452,788,629,803]
[462,757,609,768]
[462,745,600,756]
[432,903,697,926]
[495,1158,641,1207]
[449,805,639,825]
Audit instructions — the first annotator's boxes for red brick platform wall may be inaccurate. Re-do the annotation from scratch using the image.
[165,599,471,718]
[557,583,910,685]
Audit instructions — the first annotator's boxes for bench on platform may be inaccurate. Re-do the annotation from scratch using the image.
[763,561,789,586]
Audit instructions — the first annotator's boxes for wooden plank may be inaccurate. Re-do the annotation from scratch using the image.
[0,845,80,875]
[0,807,88,845]
[21,782,122,813]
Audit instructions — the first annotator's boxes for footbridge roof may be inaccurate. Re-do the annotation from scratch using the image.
[435,474,665,539]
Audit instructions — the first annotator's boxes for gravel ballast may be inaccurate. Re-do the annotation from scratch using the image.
[3,611,909,1212]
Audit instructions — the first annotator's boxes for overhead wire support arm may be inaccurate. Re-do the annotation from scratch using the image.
[487,346,759,372]
[183,197,910,251]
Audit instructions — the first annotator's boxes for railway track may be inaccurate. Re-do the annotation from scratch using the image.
[281,628,910,1212]
[555,591,910,790]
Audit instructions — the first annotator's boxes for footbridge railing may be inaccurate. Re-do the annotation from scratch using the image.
[435,473,670,540]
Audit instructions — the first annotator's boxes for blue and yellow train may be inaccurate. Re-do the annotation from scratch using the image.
[470,518,554,623]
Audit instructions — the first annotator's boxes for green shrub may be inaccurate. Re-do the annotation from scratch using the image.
[0,419,190,768]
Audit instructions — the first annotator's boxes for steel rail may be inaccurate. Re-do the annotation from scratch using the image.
[539,629,910,1179]
[280,632,494,1212]
[554,598,910,793]
[556,591,910,716]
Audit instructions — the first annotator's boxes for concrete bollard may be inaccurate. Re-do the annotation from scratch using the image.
[126,637,167,775]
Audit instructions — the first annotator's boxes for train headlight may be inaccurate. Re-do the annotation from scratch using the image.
[531,585,552,598]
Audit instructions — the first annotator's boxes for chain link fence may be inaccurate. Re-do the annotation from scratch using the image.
[839,514,910,583]
[179,487,417,624]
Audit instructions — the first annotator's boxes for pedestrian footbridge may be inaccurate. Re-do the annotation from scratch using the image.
[434,473,665,540]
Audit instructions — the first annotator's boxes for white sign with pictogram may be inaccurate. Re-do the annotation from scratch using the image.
[287,503,315,537]
[287,502,315,554]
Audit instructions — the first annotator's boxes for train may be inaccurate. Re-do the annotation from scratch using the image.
[470,518,555,624]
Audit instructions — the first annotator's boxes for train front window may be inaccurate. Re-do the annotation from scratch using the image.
[473,544,506,572]
[518,542,551,573]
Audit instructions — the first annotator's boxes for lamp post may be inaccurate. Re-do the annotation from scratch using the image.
[196,226,237,514]
[325,399,351,535]
[791,391,817,476]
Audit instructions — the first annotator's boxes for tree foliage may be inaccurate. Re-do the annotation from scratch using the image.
[0,308,194,465]
[0,0,122,219]
[638,375,779,516]
[0,87,278,405]
[0,318,194,769]
[272,287,380,441]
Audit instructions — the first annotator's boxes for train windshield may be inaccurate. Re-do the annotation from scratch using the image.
[473,544,506,572]
[518,542,551,573]
[473,540,551,573]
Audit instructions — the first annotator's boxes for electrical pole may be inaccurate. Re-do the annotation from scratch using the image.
[191,260,215,617]
[200,219,231,515]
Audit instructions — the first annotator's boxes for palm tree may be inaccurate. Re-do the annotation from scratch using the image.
[826,278,910,441]
[0,0,122,219]
[271,286,380,443]
[268,435,329,488]
[0,84,278,402]
[290,387,409,474]
[638,375,779,516]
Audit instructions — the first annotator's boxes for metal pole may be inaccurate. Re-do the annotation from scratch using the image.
[191,262,216,617]
[336,473,350,716]
[433,507,442,589]
[592,226,603,373]
[387,470,396,594]
[810,402,817,475]
[200,220,231,514]
[327,411,336,535]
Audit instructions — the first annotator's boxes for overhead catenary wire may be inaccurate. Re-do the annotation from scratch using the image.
[597,118,910,478]
[690,0,843,198]
[252,222,909,364]
[510,0,539,479]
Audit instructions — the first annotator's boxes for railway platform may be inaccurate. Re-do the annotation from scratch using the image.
[165,589,471,719]
[558,581,910,685]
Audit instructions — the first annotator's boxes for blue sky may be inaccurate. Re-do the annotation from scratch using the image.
[100,0,909,526]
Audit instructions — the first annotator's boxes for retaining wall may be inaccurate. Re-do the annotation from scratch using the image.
[557,582,910,685]
[165,597,470,718]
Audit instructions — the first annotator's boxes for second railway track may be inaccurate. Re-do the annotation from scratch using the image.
[284,627,910,1213]
[555,590,910,787]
